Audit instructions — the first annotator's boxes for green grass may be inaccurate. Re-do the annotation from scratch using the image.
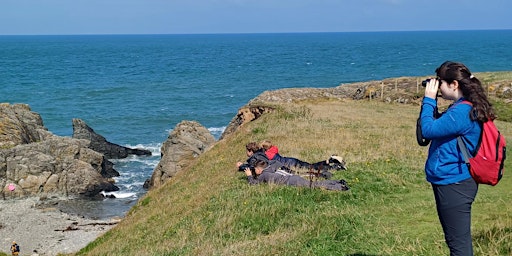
[72,76,512,256]
[492,100,512,122]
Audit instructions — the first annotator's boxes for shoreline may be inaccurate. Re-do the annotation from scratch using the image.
[0,197,120,256]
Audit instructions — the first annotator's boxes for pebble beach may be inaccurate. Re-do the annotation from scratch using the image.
[0,198,120,256]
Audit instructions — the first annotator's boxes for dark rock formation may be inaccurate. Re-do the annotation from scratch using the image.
[148,121,215,188]
[0,103,119,199]
[72,118,152,159]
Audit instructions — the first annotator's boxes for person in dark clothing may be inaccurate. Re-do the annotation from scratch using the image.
[236,142,270,172]
[244,160,349,191]
[260,140,347,172]
[236,142,333,179]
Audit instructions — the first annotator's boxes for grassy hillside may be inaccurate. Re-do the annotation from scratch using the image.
[72,93,512,255]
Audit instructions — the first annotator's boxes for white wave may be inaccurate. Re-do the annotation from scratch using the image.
[112,156,160,168]
[208,126,226,133]
[101,191,137,199]
[208,126,226,140]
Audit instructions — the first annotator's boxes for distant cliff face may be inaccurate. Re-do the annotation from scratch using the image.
[0,103,118,199]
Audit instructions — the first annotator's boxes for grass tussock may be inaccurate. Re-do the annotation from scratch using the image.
[74,97,512,256]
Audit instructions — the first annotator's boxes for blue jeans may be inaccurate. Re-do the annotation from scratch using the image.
[432,178,478,256]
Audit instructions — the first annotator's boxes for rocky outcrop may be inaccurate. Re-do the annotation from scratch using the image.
[219,106,275,140]
[1,137,119,198]
[72,118,152,159]
[0,103,119,199]
[148,121,215,188]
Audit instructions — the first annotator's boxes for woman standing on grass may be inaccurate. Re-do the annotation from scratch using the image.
[420,61,495,255]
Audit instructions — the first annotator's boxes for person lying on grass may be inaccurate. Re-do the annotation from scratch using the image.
[235,142,269,171]
[244,160,349,191]
[260,140,347,172]
[236,142,333,179]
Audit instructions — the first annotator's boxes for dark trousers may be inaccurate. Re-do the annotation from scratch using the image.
[274,154,312,169]
[432,178,478,256]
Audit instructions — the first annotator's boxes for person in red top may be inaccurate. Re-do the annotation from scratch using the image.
[260,140,346,172]
[262,142,279,160]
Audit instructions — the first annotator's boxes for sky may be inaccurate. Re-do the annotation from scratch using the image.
[1,0,511,35]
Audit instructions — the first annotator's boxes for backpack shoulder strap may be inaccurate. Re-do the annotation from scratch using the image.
[457,136,472,164]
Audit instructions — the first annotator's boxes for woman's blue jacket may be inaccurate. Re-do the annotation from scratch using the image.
[420,97,481,185]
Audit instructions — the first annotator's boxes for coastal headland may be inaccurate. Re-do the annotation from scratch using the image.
[1,73,511,255]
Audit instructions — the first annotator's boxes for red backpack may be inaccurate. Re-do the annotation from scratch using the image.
[457,102,507,186]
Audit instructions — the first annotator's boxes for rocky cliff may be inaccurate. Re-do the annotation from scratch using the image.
[0,104,118,199]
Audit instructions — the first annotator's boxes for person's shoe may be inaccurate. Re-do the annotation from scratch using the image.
[329,155,347,170]
[328,155,343,164]
[339,179,350,190]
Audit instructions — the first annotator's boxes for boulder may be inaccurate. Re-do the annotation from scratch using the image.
[72,118,152,159]
[1,135,119,199]
[148,121,215,188]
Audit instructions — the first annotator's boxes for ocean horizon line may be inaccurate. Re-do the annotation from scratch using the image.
[1,28,511,37]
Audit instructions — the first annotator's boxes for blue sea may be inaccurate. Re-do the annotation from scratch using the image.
[1,30,511,218]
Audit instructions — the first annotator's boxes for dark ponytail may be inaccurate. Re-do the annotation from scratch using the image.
[435,61,495,122]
